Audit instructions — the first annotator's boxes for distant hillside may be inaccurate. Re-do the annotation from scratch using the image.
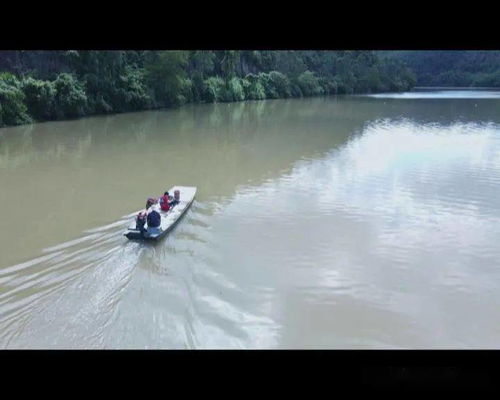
[384,51,500,87]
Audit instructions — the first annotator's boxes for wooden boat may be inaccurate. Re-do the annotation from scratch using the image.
[124,186,197,241]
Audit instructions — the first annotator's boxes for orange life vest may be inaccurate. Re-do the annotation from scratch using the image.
[160,195,170,211]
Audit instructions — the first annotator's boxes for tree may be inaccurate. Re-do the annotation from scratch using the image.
[244,74,266,100]
[297,71,323,96]
[145,51,189,107]
[0,72,31,126]
[53,73,88,118]
[21,77,56,120]
[189,51,215,77]
[269,71,291,97]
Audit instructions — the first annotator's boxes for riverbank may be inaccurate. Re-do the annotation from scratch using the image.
[0,89,414,131]
[0,50,417,129]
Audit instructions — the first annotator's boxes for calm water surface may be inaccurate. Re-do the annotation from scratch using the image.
[1,92,500,348]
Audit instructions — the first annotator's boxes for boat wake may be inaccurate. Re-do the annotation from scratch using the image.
[0,212,139,348]
[0,201,271,349]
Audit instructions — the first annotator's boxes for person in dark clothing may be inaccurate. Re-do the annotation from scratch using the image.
[136,211,147,233]
[147,208,161,228]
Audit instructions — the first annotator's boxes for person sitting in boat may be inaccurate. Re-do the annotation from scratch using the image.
[135,210,147,233]
[146,197,157,210]
[134,197,158,231]
[147,207,161,228]
[169,190,180,207]
[136,197,155,231]
[159,192,171,212]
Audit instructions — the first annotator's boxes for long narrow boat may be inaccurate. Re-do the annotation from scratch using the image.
[124,186,197,241]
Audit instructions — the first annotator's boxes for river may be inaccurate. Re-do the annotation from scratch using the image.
[1,90,500,348]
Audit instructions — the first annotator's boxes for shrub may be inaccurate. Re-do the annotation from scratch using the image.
[94,95,113,113]
[203,76,225,102]
[297,71,324,96]
[319,78,338,94]
[21,77,57,120]
[241,78,251,94]
[268,71,291,97]
[290,81,303,97]
[178,77,194,104]
[221,77,245,102]
[256,73,276,98]
[117,67,152,111]
[244,74,266,100]
[191,73,204,102]
[53,73,88,118]
[0,73,32,126]
[335,76,354,94]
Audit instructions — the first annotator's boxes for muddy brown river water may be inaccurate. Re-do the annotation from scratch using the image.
[1,91,500,348]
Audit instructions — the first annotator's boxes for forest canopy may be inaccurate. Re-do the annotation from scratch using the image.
[384,51,500,87]
[0,50,418,127]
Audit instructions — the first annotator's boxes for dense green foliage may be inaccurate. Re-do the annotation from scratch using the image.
[21,77,57,120]
[385,51,500,87]
[0,50,417,127]
[0,73,32,126]
[144,51,188,107]
[53,73,88,118]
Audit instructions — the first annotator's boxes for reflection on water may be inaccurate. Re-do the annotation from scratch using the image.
[1,92,500,348]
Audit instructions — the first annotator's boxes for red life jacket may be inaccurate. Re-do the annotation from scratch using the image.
[160,195,170,211]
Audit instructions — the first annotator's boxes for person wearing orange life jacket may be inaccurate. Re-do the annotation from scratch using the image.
[159,192,171,212]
